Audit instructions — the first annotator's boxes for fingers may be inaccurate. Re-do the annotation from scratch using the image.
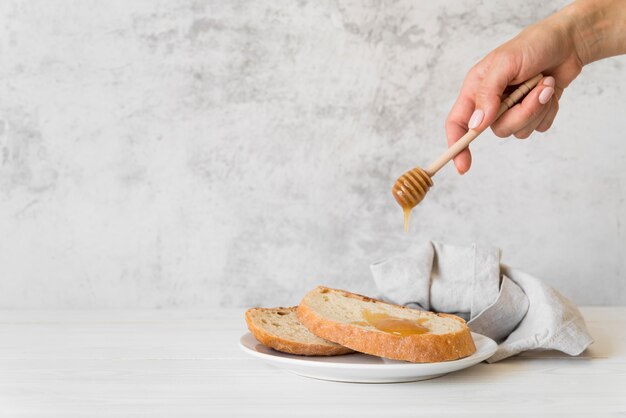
[444,58,561,175]
[445,55,526,174]
[454,148,472,175]
[513,102,551,139]
[490,76,556,139]
[536,95,559,132]
[446,92,474,174]
[470,53,520,131]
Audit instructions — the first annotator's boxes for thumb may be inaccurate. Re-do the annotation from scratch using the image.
[469,59,514,131]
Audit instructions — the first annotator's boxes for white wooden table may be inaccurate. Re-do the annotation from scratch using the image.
[0,307,624,417]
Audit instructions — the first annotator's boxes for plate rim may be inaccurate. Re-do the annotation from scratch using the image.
[239,331,497,369]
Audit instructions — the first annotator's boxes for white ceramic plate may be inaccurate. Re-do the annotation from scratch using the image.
[239,332,497,383]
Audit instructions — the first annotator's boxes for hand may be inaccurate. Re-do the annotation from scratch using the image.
[446,0,626,175]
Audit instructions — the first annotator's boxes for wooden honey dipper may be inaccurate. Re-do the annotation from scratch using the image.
[392,73,544,231]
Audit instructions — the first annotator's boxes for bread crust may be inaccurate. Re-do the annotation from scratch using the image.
[297,287,476,363]
[245,307,353,356]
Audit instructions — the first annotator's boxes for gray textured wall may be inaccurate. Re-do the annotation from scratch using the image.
[1,0,625,308]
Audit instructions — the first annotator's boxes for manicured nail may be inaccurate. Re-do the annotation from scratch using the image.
[543,76,555,87]
[539,87,554,104]
[468,109,484,130]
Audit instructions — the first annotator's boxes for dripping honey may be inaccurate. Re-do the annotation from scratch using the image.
[403,207,411,232]
[353,310,429,336]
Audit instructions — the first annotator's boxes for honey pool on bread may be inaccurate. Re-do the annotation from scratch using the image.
[352,310,430,336]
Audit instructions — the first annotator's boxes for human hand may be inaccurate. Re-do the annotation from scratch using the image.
[446,0,626,175]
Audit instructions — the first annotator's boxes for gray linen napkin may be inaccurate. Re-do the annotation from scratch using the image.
[370,241,593,362]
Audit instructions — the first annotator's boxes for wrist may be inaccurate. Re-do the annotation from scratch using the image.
[564,0,626,65]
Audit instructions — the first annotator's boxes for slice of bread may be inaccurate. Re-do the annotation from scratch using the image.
[297,286,476,363]
[245,306,353,356]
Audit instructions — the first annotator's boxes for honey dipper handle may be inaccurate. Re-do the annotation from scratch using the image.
[426,73,544,176]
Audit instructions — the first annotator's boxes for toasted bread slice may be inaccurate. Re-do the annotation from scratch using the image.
[245,306,353,356]
[297,286,476,362]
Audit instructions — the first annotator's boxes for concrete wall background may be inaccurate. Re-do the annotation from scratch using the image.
[1,0,624,308]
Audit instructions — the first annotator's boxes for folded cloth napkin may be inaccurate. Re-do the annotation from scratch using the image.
[370,241,593,362]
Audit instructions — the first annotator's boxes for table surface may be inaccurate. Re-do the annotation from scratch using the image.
[0,307,625,417]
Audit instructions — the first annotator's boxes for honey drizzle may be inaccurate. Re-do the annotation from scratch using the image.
[403,207,411,232]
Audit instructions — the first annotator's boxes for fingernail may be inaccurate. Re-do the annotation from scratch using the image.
[539,87,554,104]
[543,76,555,87]
[468,109,484,130]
